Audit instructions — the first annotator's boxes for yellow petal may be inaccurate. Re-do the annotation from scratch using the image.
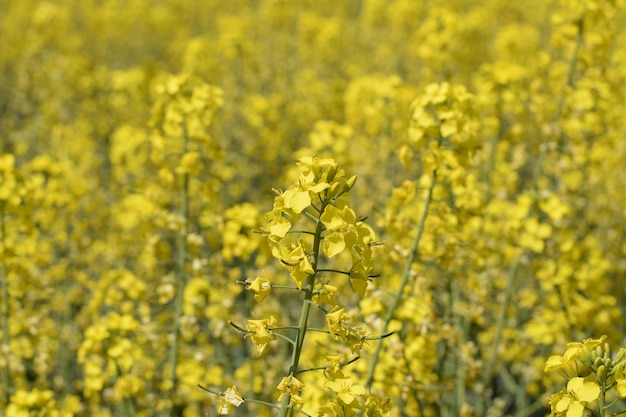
[577,381,600,402]
[269,217,291,238]
[555,396,571,413]
[323,233,346,257]
[544,355,564,372]
[566,401,584,417]
[287,190,311,213]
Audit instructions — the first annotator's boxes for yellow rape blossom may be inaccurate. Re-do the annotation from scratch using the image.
[276,375,305,396]
[265,208,293,239]
[276,156,339,215]
[272,240,315,289]
[245,275,272,302]
[324,378,366,405]
[545,335,606,373]
[552,376,600,417]
[314,283,338,306]
[614,365,626,398]
[282,179,330,214]
[326,307,351,342]
[217,386,244,415]
[320,204,376,258]
[246,316,277,355]
[324,355,345,379]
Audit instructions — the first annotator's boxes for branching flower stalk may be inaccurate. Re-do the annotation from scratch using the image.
[476,257,520,416]
[278,216,325,417]
[150,73,223,416]
[382,81,479,415]
[204,157,391,416]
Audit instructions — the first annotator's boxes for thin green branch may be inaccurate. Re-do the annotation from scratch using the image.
[288,230,316,236]
[278,201,327,417]
[271,326,302,331]
[197,384,281,410]
[599,371,607,417]
[477,257,520,416]
[167,129,190,416]
[229,321,252,333]
[316,268,380,279]
[236,280,300,292]
[274,332,296,346]
[311,202,323,213]
[316,268,351,275]
[365,170,437,389]
[296,356,361,374]
[364,331,395,340]
[0,201,10,404]
[271,284,301,291]
[303,210,321,223]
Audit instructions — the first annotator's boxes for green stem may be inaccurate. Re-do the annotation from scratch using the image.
[1,201,10,404]
[168,133,190,415]
[542,17,583,171]
[60,219,74,397]
[476,257,520,416]
[452,279,466,414]
[598,379,606,417]
[483,86,504,201]
[365,170,437,389]
[278,202,327,417]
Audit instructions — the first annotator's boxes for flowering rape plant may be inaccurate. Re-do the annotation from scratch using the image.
[545,336,626,417]
[201,157,392,416]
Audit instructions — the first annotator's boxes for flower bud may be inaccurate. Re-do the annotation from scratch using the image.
[606,358,617,376]
[343,175,357,193]
[594,356,603,370]
[597,365,607,381]
[596,346,604,359]
[329,181,342,197]
[326,165,338,182]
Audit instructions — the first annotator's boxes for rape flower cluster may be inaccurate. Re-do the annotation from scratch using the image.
[545,336,626,417]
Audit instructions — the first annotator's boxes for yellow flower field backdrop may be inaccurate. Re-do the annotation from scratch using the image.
[1,0,625,416]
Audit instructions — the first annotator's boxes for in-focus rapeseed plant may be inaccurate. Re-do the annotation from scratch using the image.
[545,336,626,417]
[206,157,390,416]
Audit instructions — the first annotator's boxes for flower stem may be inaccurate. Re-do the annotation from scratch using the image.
[278,200,327,417]
[599,378,606,417]
[0,201,11,404]
[365,170,437,389]
[167,131,190,415]
[476,257,520,416]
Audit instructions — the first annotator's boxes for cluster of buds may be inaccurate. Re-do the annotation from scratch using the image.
[545,336,626,417]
